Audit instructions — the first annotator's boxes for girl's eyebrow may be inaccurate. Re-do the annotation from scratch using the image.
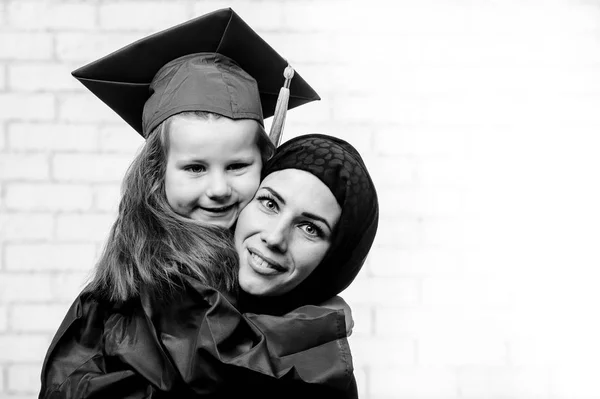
[260,187,333,231]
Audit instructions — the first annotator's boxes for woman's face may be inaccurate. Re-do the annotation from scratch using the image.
[234,169,341,296]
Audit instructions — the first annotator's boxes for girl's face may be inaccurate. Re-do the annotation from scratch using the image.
[164,115,262,229]
[234,169,341,296]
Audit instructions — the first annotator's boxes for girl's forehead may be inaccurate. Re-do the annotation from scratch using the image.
[168,117,261,154]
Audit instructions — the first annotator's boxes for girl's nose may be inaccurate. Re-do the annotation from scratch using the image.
[205,172,232,200]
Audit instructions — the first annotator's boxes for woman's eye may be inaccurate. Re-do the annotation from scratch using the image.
[263,199,276,210]
[257,196,278,212]
[301,223,321,237]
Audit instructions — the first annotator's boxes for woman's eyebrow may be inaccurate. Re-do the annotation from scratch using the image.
[261,187,285,204]
[301,212,333,231]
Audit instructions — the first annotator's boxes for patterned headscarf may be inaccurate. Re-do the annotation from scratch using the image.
[240,134,379,314]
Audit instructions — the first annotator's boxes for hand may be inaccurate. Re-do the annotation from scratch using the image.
[319,295,354,336]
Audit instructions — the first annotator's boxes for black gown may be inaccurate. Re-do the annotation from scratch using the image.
[39,275,356,398]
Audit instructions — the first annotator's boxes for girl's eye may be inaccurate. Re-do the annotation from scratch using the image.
[185,165,206,173]
[228,163,249,171]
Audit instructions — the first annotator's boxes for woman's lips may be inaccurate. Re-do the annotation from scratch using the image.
[247,248,286,275]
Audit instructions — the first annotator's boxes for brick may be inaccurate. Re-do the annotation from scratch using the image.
[550,365,600,397]
[56,213,115,242]
[345,304,372,337]
[282,1,354,32]
[0,394,39,399]
[7,1,96,30]
[0,33,52,60]
[372,217,423,248]
[290,64,337,95]
[9,303,72,333]
[370,366,458,397]
[262,32,335,64]
[420,217,472,251]
[353,367,367,398]
[373,125,472,157]
[0,153,49,181]
[421,276,514,308]
[192,2,283,31]
[368,248,462,277]
[341,277,420,307]
[0,182,4,209]
[415,156,471,189]
[99,2,189,30]
[8,123,99,151]
[58,93,125,124]
[0,272,88,302]
[52,154,133,182]
[0,213,53,240]
[8,63,81,92]
[458,366,550,398]
[0,335,50,362]
[350,337,415,368]
[56,32,143,62]
[378,187,464,219]
[93,184,121,212]
[0,94,55,121]
[369,156,417,188]
[7,364,40,393]
[4,183,93,211]
[0,123,6,151]
[375,307,510,340]
[0,305,7,332]
[99,125,143,153]
[0,63,5,90]
[5,243,96,271]
[286,123,374,158]
[418,336,507,366]
[507,336,600,367]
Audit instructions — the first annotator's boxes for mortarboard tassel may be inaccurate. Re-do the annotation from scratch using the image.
[268,65,295,147]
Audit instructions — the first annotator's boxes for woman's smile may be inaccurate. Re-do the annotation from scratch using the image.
[246,247,287,275]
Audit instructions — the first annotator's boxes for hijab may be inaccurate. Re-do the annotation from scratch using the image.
[239,134,379,314]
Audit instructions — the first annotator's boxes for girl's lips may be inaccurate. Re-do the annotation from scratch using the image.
[247,248,286,274]
[200,203,235,214]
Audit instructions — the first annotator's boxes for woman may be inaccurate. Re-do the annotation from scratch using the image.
[223,133,379,398]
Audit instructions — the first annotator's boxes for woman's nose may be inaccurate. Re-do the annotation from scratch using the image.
[205,172,232,200]
[260,223,288,252]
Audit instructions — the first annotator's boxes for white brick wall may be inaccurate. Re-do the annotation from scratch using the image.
[8,123,99,151]
[2,1,600,398]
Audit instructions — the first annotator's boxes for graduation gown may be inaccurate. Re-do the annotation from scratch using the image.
[39,276,356,398]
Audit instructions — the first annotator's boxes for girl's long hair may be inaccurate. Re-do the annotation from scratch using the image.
[86,118,239,303]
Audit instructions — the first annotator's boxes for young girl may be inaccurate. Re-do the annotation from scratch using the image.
[40,9,354,399]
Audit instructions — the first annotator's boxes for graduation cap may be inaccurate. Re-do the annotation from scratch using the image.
[72,8,320,143]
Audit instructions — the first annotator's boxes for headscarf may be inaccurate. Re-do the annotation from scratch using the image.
[239,134,379,314]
